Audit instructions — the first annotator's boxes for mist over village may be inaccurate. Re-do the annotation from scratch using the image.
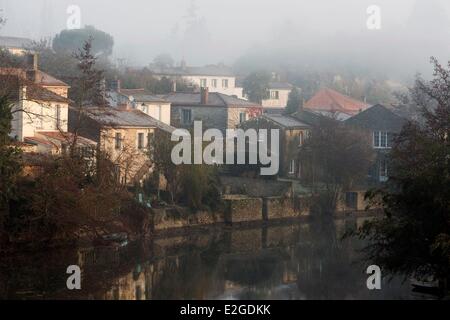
[0,0,449,303]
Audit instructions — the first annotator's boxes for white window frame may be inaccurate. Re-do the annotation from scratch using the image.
[212,79,218,88]
[222,79,229,88]
[270,90,279,99]
[373,131,391,149]
[200,78,207,88]
[289,159,295,174]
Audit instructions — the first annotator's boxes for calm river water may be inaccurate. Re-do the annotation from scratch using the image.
[0,217,423,300]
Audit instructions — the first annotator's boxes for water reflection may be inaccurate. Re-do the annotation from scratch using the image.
[0,217,414,300]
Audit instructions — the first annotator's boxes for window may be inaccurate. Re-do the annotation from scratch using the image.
[270,90,280,99]
[147,132,154,148]
[137,133,144,149]
[212,79,217,88]
[379,159,388,182]
[289,160,295,174]
[239,112,247,123]
[157,105,162,121]
[346,192,358,209]
[182,109,192,125]
[142,104,149,114]
[200,78,207,88]
[222,79,229,88]
[373,131,391,148]
[115,132,122,150]
[298,132,304,147]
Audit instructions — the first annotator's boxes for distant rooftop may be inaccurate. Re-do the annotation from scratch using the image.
[150,64,235,77]
[80,107,176,134]
[262,113,310,129]
[161,92,261,108]
[305,88,369,115]
[0,36,33,49]
[119,88,168,103]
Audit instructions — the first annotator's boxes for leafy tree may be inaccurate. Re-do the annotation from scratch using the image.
[243,71,271,104]
[53,26,114,58]
[284,87,303,115]
[352,58,450,286]
[148,131,221,210]
[152,53,174,70]
[299,117,374,214]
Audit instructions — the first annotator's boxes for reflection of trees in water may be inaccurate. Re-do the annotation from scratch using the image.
[0,219,411,300]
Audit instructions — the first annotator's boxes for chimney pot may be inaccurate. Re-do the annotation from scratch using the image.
[200,87,209,105]
[26,53,38,71]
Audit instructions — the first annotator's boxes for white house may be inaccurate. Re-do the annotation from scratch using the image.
[1,54,95,154]
[107,81,171,126]
[149,62,244,98]
[261,82,293,111]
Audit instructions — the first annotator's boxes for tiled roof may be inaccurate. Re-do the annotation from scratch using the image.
[27,85,71,103]
[345,104,407,132]
[0,36,33,49]
[37,131,96,146]
[305,88,369,115]
[79,107,177,134]
[0,72,71,103]
[262,114,310,129]
[161,92,261,108]
[35,71,69,87]
[119,89,168,103]
[0,67,69,87]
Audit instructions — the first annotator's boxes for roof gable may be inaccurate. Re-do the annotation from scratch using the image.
[345,104,407,132]
[305,88,369,115]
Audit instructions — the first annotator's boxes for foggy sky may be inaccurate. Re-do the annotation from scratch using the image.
[1,0,449,79]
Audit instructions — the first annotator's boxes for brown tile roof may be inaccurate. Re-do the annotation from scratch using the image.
[26,85,71,103]
[35,71,69,87]
[0,69,71,103]
[304,88,369,115]
[37,131,96,146]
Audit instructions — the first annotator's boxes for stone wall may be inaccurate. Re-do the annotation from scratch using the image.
[152,195,310,232]
[221,176,292,197]
[152,207,224,231]
[223,196,263,224]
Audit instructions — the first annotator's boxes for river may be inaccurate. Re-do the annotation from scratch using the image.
[0,217,423,300]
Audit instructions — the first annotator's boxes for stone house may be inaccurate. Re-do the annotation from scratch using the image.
[239,113,311,179]
[69,106,177,185]
[345,104,407,184]
[163,88,263,134]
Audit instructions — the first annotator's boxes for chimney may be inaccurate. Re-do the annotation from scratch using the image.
[111,79,121,92]
[200,87,209,105]
[25,53,39,83]
[26,53,38,71]
[172,80,177,92]
[118,103,131,110]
